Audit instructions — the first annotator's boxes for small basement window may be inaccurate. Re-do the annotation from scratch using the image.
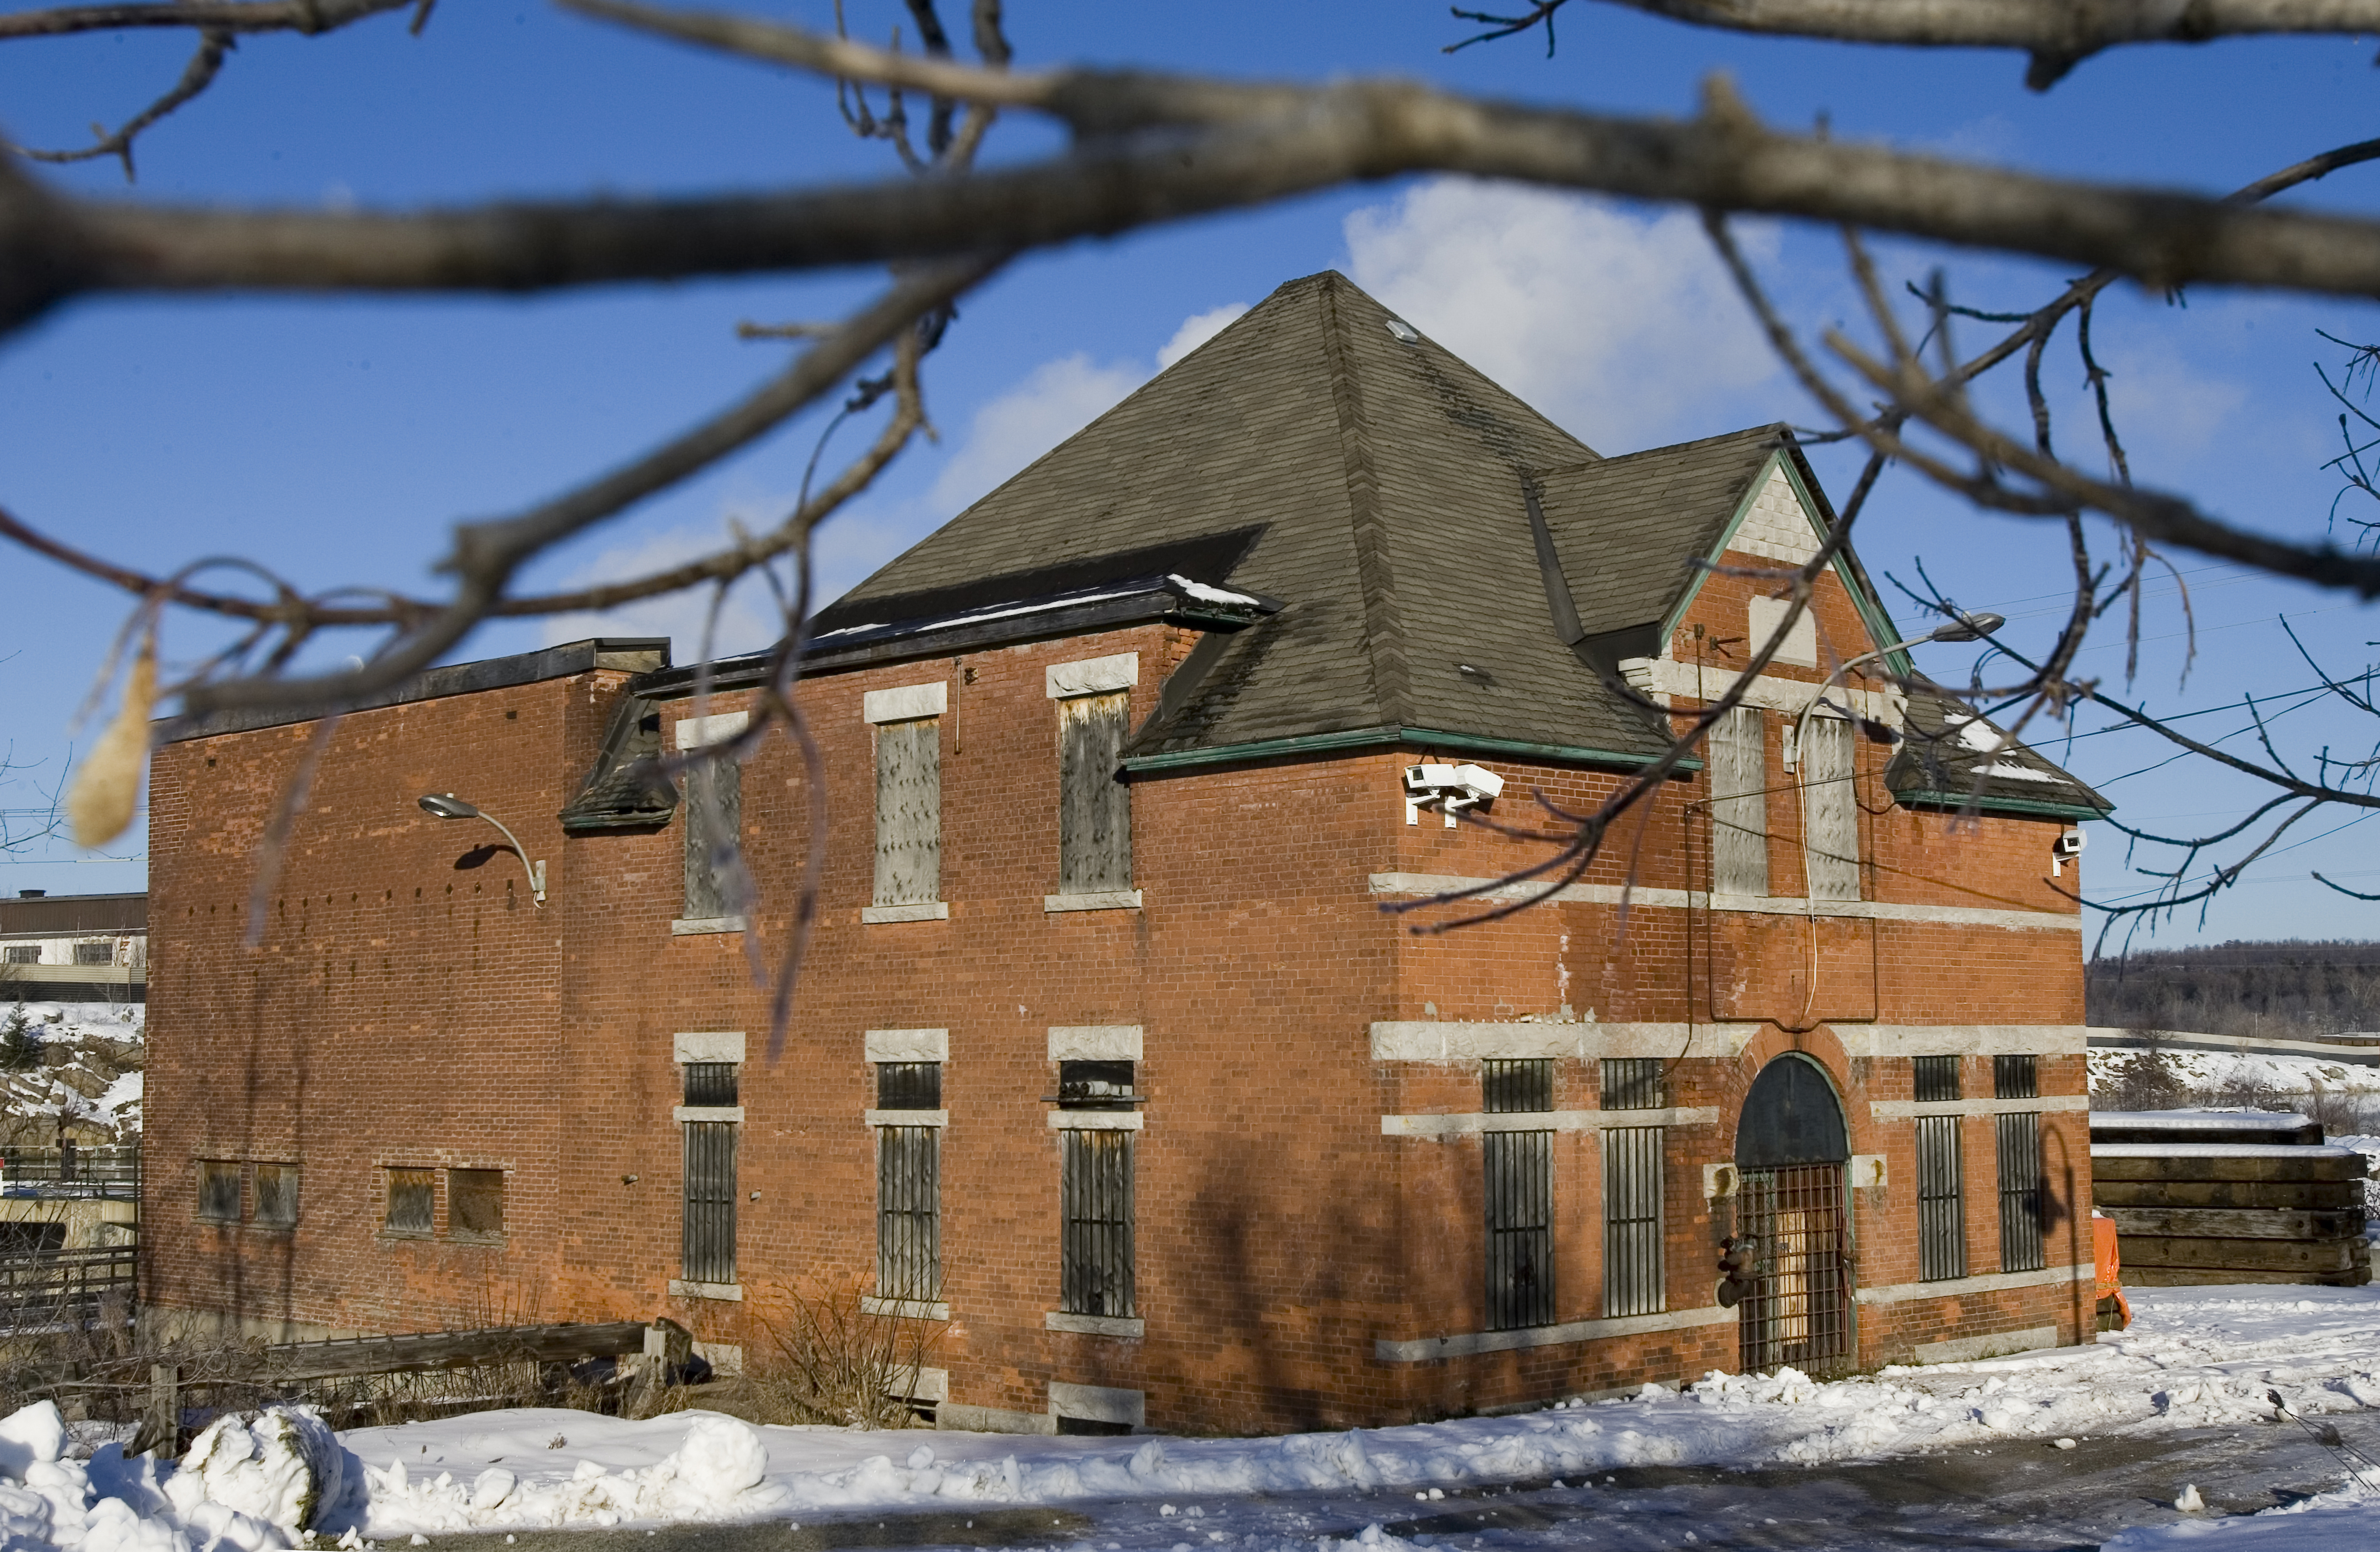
[1914,1056,1962,1104]
[684,1061,738,1107]
[196,1160,241,1223]
[450,1168,504,1239]
[1055,1060,1137,1109]
[253,1162,300,1228]
[385,1168,435,1236]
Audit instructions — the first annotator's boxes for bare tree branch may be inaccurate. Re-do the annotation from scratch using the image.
[9,26,231,179]
[13,27,2380,344]
[0,0,408,41]
[1453,0,2380,88]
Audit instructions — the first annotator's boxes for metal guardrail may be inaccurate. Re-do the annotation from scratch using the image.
[0,1145,139,1198]
[0,1244,134,1328]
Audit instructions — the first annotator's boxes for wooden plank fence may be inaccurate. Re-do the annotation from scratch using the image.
[2091,1111,2374,1287]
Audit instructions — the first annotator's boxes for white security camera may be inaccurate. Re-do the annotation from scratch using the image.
[1403,762,1503,826]
[2052,829,2087,877]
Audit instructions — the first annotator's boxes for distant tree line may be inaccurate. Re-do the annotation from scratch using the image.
[2087,941,2380,1039]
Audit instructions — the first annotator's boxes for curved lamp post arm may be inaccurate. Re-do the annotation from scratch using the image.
[417,793,548,907]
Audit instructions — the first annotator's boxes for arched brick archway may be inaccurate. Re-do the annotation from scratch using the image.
[1734,1053,1853,1373]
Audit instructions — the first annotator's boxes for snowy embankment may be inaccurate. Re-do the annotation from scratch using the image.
[9,1284,2380,1550]
[0,1001,142,1139]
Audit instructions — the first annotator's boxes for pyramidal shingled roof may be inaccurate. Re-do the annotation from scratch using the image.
[827,270,1717,763]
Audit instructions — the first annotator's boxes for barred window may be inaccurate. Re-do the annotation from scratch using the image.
[1059,1129,1134,1318]
[1601,1125,1664,1317]
[876,1062,941,1304]
[1996,1111,2045,1273]
[1915,1115,1965,1282]
[385,1168,434,1236]
[1483,1060,1554,1331]
[1913,1055,1962,1104]
[1601,1058,1666,1112]
[1994,1054,2039,1100]
[197,1160,242,1224]
[253,1162,300,1228]
[450,1169,504,1239]
[682,1060,738,1285]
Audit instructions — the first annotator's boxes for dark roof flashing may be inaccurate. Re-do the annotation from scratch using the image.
[165,638,671,742]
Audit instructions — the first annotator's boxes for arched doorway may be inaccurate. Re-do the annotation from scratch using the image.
[1734,1054,1853,1373]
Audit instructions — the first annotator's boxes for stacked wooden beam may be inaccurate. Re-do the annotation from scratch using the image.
[2090,1111,2373,1287]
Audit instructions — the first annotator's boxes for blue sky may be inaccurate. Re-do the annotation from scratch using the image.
[5,2,2380,954]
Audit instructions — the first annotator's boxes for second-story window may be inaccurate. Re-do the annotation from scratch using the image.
[1799,717,1861,900]
[1708,707,1769,897]
[675,712,748,927]
[1046,654,1139,906]
[864,683,947,920]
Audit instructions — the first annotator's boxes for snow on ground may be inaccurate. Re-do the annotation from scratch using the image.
[2088,1048,2380,1097]
[0,1001,143,1140]
[9,1284,2380,1550]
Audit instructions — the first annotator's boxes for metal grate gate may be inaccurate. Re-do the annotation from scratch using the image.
[1736,1163,1851,1372]
[1995,1110,2045,1272]
[1914,1114,1966,1282]
[682,1122,737,1285]
[1485,1130,1555,1329]
[1060,1129,1135,1318]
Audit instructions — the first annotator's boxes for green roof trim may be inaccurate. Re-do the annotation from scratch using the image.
[1123,724,1702,776]
[1891,788,2110,823]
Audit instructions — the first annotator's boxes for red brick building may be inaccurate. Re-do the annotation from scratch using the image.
[146,273,2108,1435]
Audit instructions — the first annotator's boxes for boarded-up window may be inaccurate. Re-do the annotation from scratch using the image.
[253,1162,300,1228]
[682,755,743,921]
[1057,692,1131,896]
[876,1060,941,1305]
[1915,1116,1965,1282]
[385,1168,434,1235]
[1059,1130,1135,1317]
[1996,1110,2045,1273]
[1800,717,1860,900]
[196,1160,241,1223]
[874,719,942,907]
[1483,1059,1554,1332]
[450,1169,504,1239]
[1709,707,1769,897]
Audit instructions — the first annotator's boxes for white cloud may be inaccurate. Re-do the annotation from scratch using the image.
[539,520,788,661]
[922,353,1149,517]
[1158,304,1249,369]
[1342,178,1784,451]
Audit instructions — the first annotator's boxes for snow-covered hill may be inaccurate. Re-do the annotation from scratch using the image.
[0,1002,141,1145]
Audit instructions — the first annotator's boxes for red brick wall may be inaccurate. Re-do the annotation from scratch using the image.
[147,582,2093,1430]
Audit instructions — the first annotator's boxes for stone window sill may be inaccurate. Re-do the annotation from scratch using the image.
[669,1279,743,1302]
[675,1105,745,1123]
[863,903,949,923]
[671,916,748,936]
[865,1108,948,1128]
[1044,891,1142,914]
[861,1295,952,1321]
[1045,1311,1144,1338]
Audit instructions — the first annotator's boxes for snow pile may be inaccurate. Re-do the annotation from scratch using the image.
[0,1400,332,1552]
[358,1414,788,1533]
[2103,1482,2380,1551]
[332,1286,2380,1540]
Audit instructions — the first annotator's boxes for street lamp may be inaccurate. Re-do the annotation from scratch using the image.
[417,793,548,907]
[1785,611,2005,770]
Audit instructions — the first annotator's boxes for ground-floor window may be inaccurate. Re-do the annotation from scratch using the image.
[1915,1115,1965,1281]
[682,1058,738,1285]
[1483,1058,1555,1331]
[1059,1129,1134,1317]
[875,1060,941,1303]
[1995,1112,2045,1272]
[1601,1126,1664,1316]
